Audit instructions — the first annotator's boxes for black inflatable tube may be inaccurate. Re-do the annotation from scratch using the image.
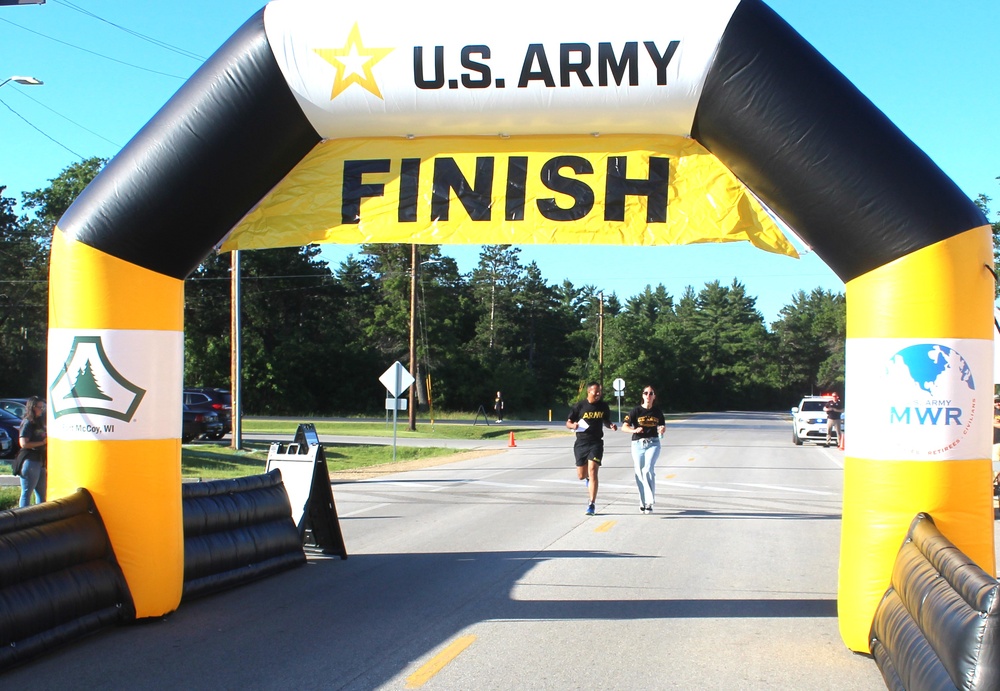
[870,513,1000,690]
[56,8,322,280]
[0,490,133,671]
[691,0,986,282]
[180,471,305,601]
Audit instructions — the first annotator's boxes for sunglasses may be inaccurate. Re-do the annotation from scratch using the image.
[642,391,654,396]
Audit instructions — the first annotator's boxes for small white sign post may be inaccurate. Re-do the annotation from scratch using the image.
[380,361,415,461]
[612,377,626,424]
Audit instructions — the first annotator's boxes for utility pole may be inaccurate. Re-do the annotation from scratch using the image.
[230,250,242,450]
[598,290,604,389]
[408,244,418,431]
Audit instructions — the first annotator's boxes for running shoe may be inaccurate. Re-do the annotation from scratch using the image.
[586,503,595,516]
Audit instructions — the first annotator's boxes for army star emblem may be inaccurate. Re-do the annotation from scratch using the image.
[315,22,393,100]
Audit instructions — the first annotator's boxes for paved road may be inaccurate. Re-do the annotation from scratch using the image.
[4,412,951,688]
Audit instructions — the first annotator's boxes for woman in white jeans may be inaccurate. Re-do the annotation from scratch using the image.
[621,386,666,513]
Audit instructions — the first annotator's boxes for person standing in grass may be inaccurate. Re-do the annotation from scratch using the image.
[566,382,617,516]
[621,385,666,513]
[18,396,47,508]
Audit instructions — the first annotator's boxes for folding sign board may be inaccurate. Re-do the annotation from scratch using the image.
[266,423,347,558]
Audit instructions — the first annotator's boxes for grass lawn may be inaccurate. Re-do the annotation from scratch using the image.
[0,438,483,509]
[241,418,554,440]
[178,441,466,479]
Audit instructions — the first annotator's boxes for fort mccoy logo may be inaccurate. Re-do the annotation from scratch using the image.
[49,335,145,426]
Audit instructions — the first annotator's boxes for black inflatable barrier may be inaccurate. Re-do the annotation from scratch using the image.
[870,513,1000,690]
[0,489,134,670]
[181,469,305,601]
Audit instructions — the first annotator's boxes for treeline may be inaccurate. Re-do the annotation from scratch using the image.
[3,159,854,416]
[183,245,847,416]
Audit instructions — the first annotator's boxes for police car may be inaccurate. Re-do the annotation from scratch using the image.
[791,395,838,446]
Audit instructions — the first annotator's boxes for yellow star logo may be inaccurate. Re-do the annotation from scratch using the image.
[315,23,393,100]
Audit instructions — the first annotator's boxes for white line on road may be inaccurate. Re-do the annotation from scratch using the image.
[339,502,391,517]
[470,480,534,489]
[730,482,836,496]
[540,479,636,490]
[660,480,748,493]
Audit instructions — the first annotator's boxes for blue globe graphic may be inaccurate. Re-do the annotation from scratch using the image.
[891,344,975,395]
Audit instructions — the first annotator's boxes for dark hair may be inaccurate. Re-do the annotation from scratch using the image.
[586,381,600,390]
[23,396,44,423]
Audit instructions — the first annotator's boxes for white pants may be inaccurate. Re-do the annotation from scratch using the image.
[631,438,661,508]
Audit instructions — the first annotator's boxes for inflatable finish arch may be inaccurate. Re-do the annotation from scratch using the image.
[48,0,991,652]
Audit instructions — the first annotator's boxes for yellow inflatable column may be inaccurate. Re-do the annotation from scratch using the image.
[838,225,996,651]
[47,228,184,617]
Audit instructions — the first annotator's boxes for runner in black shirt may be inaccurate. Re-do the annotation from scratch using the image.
[567,382,618,515]
[622,385,666,513]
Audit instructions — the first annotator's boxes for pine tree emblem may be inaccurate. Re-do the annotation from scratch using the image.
[67,359,113,401]
[49,336,146,421]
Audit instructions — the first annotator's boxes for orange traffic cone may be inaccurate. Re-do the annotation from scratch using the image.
[838,434,845,451]
[508,431,517,447]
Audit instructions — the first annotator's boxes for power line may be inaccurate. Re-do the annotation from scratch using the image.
[6,85,121,148]
[0,16,189,80]
[52,0,205,62]
[0,96,83,159]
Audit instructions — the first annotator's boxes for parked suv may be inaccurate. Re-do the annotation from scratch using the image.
[182,405,224,443]
[0,427,11,459]
[0,398,28,419]
[183,388,232,438]
[791,395,837,446]
[0,408,21,458]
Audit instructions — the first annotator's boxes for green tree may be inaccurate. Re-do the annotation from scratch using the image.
[184,245,361,414]
[772,288,846,397]
[602,285,677,409]
[470,244,524,356]
[0,158,106,394]
[0,189,47,393]
[680,279,776,408]
[975,182,1000,297]
[20,157,106,232]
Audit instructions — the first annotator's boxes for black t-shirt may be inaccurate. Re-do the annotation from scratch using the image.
[568,399,613,441]
[824,401,843,421]
[624,405,665,440]
[19,417,47,463]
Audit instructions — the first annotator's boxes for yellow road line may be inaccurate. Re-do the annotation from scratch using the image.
[594,520,616,533]
[405,634,477,688]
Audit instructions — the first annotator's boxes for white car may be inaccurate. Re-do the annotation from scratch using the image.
[791,395,839,446]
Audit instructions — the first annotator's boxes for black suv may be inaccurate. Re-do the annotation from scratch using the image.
[183,388,232,438]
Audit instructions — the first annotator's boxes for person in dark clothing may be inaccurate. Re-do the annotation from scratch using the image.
[622,385,667,513]
[567,382,617,516]
[824,394,844,446]
[494,391,504,422]
[17,396,47,507]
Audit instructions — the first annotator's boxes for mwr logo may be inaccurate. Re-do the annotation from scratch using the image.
[883,343,977,456]
[49,335,146,422]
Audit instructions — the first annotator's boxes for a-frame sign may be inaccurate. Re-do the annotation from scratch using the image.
[266,423,347,558]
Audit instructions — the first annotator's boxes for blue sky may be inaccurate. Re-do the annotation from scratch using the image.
[2,0,998,323]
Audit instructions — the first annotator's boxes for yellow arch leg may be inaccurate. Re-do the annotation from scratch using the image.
[839,225,995,651]
[48,228,184,617]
